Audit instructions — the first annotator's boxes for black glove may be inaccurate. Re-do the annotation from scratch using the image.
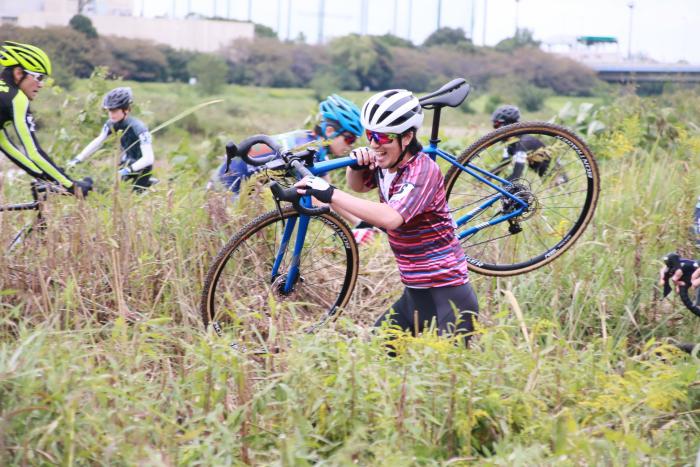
[300,176,335,203]
[68,177,93,197]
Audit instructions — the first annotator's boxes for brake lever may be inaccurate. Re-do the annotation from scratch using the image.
[269,182,330,216]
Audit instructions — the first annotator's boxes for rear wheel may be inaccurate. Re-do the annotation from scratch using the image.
[200,207,359,351]
[444,121,600,276]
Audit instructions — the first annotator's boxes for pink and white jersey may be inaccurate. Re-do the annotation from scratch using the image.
[363,152,469,288]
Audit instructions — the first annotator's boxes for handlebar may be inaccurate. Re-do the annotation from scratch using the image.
[662,253,700,318]
[225,136,330,217]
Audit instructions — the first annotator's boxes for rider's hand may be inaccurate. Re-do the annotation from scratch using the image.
[689,268,700,288]
[349,147,376,170]
[67,158,80,169]
[295,176,335,204]
[659,265,700,292]
[118,167,131,177]
[68,177,93,198]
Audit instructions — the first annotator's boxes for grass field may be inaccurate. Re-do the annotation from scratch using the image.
[0,78,698,464]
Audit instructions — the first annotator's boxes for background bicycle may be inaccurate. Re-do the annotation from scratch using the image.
[0,178,92,251]
[200,78,600,350]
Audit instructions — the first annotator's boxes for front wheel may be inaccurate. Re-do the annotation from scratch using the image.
[444,121,600,276]
[200,207,359,350]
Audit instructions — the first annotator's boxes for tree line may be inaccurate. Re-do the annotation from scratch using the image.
[0,17,601,103]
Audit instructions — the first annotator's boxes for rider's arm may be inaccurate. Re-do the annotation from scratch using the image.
[346,167,373,193]
[330,189,404,230]
[129,131,154,172]
[74,124,110,163]
[12,92,73,188]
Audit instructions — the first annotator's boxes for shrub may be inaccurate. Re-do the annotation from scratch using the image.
[69,14,98,39]
[187,53,228,94]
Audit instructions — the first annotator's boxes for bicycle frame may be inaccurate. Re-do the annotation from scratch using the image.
[270,131,530,293]
[310,149,529,239]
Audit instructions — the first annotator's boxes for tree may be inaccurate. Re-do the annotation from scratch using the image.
[103,37,169,82]
[376,33,414,49]
[495,28,540,52]
[187,54,228,94]
[69,14,98,39]
[327,35,393,90]
[254,23,278,39]
[423,27,470,47]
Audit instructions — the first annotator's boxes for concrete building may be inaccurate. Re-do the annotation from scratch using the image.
[0,0,254,53]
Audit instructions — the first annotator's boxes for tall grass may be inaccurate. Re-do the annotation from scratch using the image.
[0,81,698,464]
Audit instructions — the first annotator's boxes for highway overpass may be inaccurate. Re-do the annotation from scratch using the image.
[587,63,700,83]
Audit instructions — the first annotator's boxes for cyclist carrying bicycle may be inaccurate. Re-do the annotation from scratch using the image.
[210,94,363,192]
[212,94,376,241]
[0,41,90,196]
[69,87,157,191]
[295,89,479,342]
[492,104,551,180]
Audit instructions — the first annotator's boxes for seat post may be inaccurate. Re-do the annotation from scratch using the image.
[429,107,442,146]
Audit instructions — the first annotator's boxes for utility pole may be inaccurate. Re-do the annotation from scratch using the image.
[277,0,283,36]
[360,0,368,35]
[470,0,475,41]
[514,0,520,36]
[482,0,487,45]
[407,0,413,41]
[437,0,442,30]
[248,0,252,21]
[318,0,325,44]
[287,0,293,40]
[627,1,635,60]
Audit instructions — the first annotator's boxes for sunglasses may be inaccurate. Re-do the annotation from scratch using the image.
[24,70,48,82]
[341,132,357,145]
[365,130,398,145]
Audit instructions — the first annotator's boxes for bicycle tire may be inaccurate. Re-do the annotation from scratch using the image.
[444,121,600,276]
[678,286,700,319]
[200,206,359,347]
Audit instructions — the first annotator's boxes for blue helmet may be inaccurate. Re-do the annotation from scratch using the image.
[319,94,363,137]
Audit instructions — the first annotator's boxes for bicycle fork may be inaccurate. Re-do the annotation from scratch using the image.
[271,200,313,295]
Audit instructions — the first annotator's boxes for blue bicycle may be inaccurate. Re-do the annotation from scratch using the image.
[200,78,600,346]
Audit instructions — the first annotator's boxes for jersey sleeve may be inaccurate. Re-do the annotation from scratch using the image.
[74,123,110,162]
[12,92,73,188]
[387,157,442,223]
[129,131,154,171]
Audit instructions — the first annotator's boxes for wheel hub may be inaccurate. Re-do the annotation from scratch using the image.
[501,179,539,221]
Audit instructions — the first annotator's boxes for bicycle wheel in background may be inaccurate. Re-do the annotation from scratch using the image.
[200,206,359,350]
[444,121,600,276]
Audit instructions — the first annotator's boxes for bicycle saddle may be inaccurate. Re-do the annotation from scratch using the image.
[419,78,471,109]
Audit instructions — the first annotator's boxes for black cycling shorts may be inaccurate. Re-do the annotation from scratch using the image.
[375,283,479,338]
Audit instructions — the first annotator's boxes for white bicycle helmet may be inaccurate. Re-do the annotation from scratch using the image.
[361,89,424,134]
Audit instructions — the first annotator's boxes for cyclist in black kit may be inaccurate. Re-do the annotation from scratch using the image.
[69,87,157,191]
[0,41,91,195]
[491,105,551,180]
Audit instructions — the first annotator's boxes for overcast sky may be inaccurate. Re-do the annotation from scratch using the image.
[136,0,698,64]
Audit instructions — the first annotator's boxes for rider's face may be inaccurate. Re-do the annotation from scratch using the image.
[369,131,413,170]
[15,68,44,101]
[325,126,355,156]
[108,108,127,123]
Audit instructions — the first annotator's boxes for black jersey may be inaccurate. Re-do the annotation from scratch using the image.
[0,78,73,188]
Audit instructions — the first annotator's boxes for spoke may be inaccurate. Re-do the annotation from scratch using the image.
[537,188,588,201]
[534,173,585,195]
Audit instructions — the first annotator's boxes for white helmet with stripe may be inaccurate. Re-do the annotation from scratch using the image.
[361,89,424,134]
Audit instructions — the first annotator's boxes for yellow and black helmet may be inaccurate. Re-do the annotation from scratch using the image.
[0,41,52,75]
